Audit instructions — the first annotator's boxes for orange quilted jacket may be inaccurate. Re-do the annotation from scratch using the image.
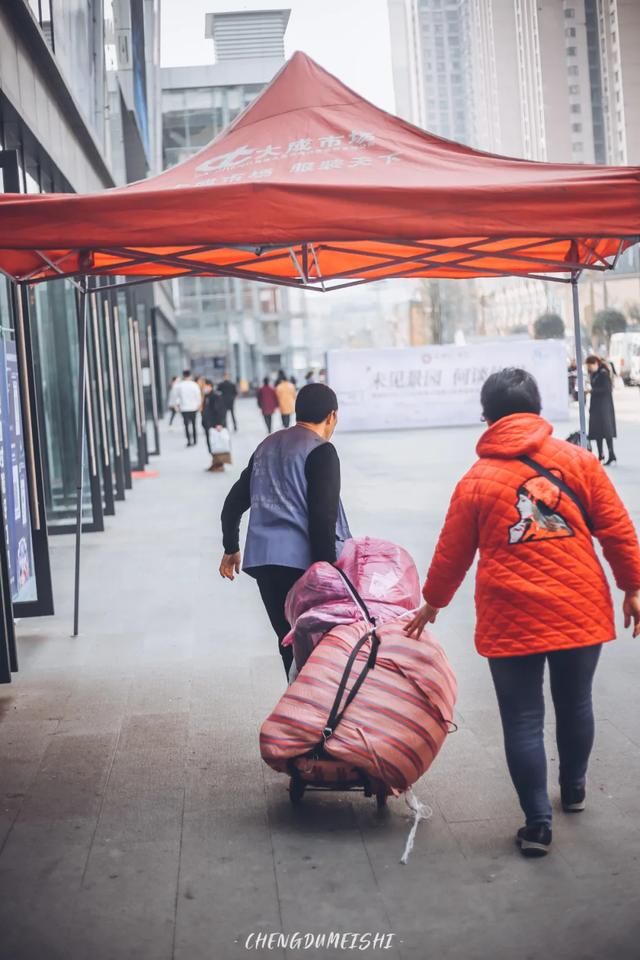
[423,414,640,657]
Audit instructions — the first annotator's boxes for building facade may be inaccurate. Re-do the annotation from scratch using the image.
[0,1,179,679]
[387,0,426,126]
[161,6,309,384]
[597,0,640,165]
[387,0,640,337]
[416,0,472,145]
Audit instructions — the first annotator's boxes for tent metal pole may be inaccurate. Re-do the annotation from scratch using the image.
[73,280,89,637]
[571,273,588,448]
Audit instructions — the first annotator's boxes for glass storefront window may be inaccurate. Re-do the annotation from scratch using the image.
[116,293,139,467]
[0,283,37,601]
[92,294,118,495]
[30,282,92,528]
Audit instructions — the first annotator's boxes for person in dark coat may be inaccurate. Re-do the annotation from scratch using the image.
[587,355,617,465]
[218,373,238,432]
[202,382,226,447]
[203,385,230,472]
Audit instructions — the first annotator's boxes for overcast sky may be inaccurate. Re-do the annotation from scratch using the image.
[160,0,396,111]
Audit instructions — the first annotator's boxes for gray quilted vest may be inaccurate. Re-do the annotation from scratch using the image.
[243,425,351,571]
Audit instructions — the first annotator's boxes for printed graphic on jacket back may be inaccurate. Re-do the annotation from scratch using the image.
[509,471,574,544]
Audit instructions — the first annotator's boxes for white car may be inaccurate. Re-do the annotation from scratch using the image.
[609,331,640,385]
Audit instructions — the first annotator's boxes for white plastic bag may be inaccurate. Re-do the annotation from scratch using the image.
[210,427,231,454]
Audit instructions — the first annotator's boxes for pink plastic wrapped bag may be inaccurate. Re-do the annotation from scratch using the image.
[283,537,421,671]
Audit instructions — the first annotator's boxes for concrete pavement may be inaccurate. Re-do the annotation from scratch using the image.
[2,389,640,959]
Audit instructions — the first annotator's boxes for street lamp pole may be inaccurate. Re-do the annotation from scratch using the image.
[571,273,588,448]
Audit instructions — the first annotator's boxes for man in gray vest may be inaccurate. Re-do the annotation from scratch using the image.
[219,383,351,677]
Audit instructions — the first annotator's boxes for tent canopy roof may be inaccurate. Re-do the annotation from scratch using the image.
[1,51,638,289]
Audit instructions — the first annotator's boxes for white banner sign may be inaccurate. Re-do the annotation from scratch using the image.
[327,340,568,432]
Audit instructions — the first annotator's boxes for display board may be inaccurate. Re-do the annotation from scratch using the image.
[327,340,569,432]
[0,340,36,602]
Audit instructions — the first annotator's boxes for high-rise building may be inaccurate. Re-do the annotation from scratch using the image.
[387,0,425,126]
[417,0,472,144]
[388,0,640,336]
[597,0,640,165]
[389,0,476,341]
[585,0,607,164]
[161,6,309,382]
[464,0,603,163]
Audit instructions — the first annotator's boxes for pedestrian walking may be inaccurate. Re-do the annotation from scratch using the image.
[275,373,296,428]
[405,368,640,858]
[218,373,238,432]
[167,376,180,426]
[203,386,232,472]
[201,380,220,451]
[567,360,578,401]
[219,383,351,677]
[587,355,617,465]
[257,376,278,433]
[176,369,202,447]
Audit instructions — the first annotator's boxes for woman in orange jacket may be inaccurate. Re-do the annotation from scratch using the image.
[405,368,640,857]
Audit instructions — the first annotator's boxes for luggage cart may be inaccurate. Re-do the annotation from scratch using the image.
[285,570,391,809]
[287,756,390,808]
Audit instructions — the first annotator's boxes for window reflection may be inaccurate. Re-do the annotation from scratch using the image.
[29,283,93,528]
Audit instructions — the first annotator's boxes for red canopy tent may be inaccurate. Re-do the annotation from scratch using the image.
[1,51,639,288]
[1,51,638,632]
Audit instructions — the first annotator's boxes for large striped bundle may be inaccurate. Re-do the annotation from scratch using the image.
[260,617,457,792]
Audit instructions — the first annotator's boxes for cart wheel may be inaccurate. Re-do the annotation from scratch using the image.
[289,778,305,805]
[376,789,388,809]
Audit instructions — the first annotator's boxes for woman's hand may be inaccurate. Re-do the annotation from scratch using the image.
[219,552,241,581]
[404,603,439,639]
[623,590,640,638]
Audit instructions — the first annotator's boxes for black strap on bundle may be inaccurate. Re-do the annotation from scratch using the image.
[311,626,380,757]
[333,565,377,628]
[308,565,382,757]
[519,455,594,534]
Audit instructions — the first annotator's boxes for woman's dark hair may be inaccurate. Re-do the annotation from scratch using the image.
[480,368,542,423]
[585,355,601,365]
[295,383,338,424]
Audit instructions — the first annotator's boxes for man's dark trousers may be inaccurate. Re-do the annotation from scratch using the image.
[225,403,238,432]
[253,566,305,676]
[182,411,197,445]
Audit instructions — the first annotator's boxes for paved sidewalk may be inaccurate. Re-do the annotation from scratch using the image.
[1,396,640,959]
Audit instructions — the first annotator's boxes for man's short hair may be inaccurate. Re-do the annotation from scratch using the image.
[295,383,338,424]
[480,368,541,423]
[182,369,191,378]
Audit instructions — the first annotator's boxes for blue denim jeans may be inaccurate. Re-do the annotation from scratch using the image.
[489,644,602,826]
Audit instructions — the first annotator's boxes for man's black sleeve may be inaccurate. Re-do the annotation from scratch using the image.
[221,455,254,554]
[305,443,341,563]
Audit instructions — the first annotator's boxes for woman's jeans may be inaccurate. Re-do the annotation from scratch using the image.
[489,644,602,826]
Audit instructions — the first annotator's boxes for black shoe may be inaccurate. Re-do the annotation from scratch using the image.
[605,456,617,466]
[515,824,552,857]
[561,785,586,812]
